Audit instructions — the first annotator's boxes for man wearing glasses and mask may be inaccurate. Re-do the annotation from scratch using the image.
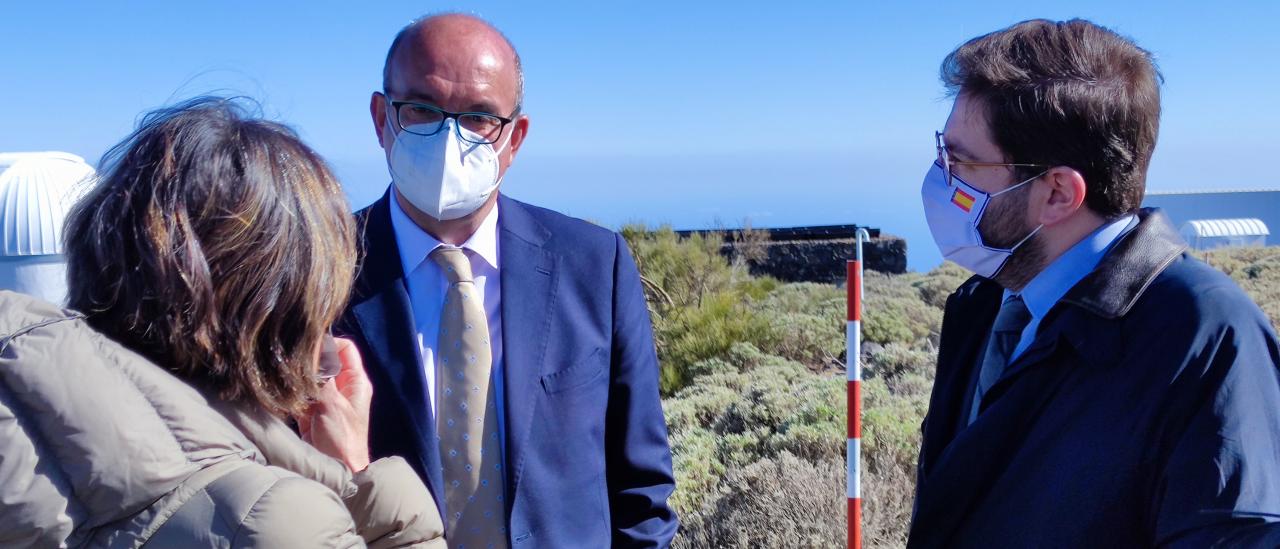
[333,13,678,548]
[909,19,1280,547]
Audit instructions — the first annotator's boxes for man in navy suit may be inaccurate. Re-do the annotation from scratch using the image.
[333,13,678,548]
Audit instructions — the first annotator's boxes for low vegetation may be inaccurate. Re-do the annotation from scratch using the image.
[623,225,1280,548]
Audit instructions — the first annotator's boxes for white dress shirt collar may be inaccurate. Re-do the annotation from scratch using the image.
[388,192,501,276]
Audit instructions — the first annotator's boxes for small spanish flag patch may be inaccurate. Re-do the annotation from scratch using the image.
[951,188,976,212]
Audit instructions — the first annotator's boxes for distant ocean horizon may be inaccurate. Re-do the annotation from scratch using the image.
[333,146,1277,273]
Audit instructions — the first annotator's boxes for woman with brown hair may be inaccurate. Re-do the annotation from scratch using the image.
[0,97,444,547]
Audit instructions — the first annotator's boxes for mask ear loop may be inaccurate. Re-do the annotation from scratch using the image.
[478,115,520,191]
[1008,223,1043,251]
[990,167,1050,198]
[985,221,1043,280]
[984,168,1050,254]
[490,116,519,156]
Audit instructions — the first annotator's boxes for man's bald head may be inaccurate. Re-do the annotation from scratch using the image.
[382,13,524,111]
[370,12,532,232]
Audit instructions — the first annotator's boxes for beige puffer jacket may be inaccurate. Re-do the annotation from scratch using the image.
[0,291,445,548]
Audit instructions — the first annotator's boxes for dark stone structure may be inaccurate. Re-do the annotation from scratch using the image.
[676,225,908,283]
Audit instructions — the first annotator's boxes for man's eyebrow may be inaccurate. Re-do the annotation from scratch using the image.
[400,91,439,104]
[466,102,503,115]
[944,137,979,162]
[394,94,503,115]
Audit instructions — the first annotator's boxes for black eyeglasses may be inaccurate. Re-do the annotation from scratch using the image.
[385,95,518,145]
[935,131,1047,187]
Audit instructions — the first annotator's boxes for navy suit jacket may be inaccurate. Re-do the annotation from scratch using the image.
[908,209,1280,547]
[335,191,678,548]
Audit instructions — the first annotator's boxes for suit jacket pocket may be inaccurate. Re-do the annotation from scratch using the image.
[540,347,607,394]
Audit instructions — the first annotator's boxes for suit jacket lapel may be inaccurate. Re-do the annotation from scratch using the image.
[496,195,556,507]
[348,191,443,508]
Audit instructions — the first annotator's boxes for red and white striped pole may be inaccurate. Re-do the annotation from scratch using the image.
[847,228,869,549]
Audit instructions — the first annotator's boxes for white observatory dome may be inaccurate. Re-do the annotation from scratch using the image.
[0,152,95,305]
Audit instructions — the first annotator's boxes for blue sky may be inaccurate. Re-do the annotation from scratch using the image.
[3,1,1277,270]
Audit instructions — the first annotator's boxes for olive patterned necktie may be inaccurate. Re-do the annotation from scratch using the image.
[431,247,509,548]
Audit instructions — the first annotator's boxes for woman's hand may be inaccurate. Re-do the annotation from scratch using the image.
[298,337,373,472]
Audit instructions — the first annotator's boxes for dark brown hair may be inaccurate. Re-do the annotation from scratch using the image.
[64,97,357,417]
[942,18,1163,217]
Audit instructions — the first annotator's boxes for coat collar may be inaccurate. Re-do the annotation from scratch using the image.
[1059,208,1187,319]
[952,208,1185,323]
[388,191,502,276]
[959,209,1187,400]
[988,208,1183,367]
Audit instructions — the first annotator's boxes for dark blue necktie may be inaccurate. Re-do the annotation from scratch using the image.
[969,295,1032,424]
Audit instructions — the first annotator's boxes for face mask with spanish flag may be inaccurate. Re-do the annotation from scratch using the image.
[920,161,1043,278]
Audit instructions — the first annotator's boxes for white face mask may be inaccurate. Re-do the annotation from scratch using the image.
[386,112,512,221]
[920,161,1043,278]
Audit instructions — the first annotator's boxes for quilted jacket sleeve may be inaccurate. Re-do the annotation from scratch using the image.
[215,402,445,548]
[230,472,366,549]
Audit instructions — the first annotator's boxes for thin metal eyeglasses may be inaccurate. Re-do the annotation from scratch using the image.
[386,94,519,145]
[935,131,1048,187]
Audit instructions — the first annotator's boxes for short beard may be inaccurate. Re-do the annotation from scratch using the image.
[978,182,1045,291]
[993,236,1045,291]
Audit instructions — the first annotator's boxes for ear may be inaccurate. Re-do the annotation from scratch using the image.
[500,114,530,172]
[508,114,530,158]
[370,92,389,148]
[1036,166,1087,226]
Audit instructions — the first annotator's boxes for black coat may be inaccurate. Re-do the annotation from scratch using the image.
[908,209,1280,548]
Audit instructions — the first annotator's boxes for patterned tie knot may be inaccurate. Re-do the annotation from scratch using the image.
[993,295,1032,334]
[431,246,475,284]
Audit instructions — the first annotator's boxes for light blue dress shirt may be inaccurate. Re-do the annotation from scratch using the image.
[1007,214,1138,361]
[389,195,507,465]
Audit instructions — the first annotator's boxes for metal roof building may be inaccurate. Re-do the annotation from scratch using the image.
[1179,218,1269,250]
[1144,189,1280,249]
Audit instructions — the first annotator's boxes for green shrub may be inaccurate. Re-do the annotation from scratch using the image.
[710,359,811,439]
[682,357,737,384]
[717,430,773,469]
[657,295,782,395]
[760,283,847,369]
[887,371,937,401]
[664,382,740,433]
[1203,247,1280,328]
[621,224,734,309]
[768,374,846,462]
[668,428,726,514]
[675,452,846,549]
[622,224,786,395]
[861,271,940,345]
[759,282,846,318]
[866,342,936,383]
[912,261,971,309]
[861,377,927,470]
